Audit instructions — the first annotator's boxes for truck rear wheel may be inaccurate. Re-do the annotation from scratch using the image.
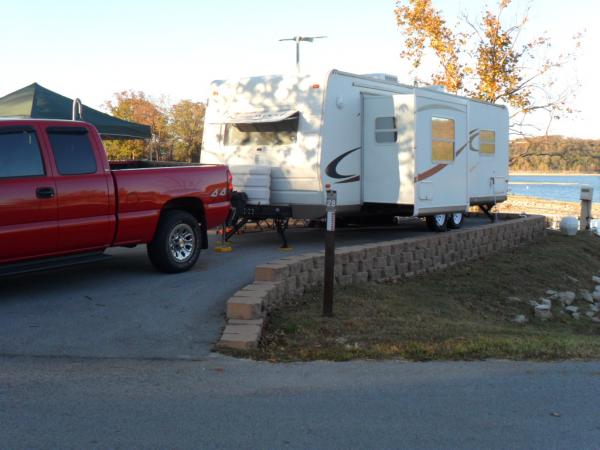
[147,210,201,273]
[426,214,448,232]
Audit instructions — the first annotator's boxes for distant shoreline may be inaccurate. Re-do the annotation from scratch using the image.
[509,171,599,177]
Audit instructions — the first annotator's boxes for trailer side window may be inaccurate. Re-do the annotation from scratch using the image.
[479,130,496,155]
[224,116,299,146]
[431,117,455,162]
[375,117,397,143]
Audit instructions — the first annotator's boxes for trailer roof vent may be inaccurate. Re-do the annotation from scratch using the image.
[422,85,445,93]
[363,73,398,83]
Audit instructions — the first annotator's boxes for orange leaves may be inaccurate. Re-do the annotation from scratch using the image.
[395,0,464,93]
[104,92,206,162]
[395,0,581,136]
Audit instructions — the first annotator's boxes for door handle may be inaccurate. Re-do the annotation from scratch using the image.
[36,187,55,199]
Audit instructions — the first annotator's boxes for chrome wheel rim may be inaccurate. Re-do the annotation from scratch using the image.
[451,213,462,225]
[169,224,195,262]
[434,214,446,226]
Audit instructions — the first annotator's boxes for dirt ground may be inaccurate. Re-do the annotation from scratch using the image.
[247,232,600,362]
[496,195,600,219]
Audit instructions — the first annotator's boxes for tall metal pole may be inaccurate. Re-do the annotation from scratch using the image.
[279,36,327,73]
[296,38,300,72]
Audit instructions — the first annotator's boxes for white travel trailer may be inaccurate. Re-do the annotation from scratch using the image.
[201,70,509,233]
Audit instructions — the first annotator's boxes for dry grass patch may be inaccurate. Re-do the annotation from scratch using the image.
[233,232,600,362]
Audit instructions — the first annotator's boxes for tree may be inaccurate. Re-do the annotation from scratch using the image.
[509,136,600,173]
[395,0,581,144]
[169,100,206,163]
[104,91,169,161]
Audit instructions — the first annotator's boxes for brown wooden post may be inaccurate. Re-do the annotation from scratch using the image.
[323,188,336,317]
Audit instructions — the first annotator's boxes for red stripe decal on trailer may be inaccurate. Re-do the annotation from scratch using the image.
[415,164,447,182]
[415,142,468,182]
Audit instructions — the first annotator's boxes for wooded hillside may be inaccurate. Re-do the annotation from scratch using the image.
[509,136,600,173]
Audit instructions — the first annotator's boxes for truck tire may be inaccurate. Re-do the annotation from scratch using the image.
[447,212,464,229]
[147,210,201,273]
[426,214,448,232]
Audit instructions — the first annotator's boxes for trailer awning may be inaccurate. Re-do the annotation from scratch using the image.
[211,110,298,124]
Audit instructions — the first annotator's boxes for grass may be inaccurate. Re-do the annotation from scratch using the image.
[233,232,600,362]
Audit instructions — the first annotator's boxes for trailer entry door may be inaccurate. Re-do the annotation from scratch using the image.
[362,94,415,205]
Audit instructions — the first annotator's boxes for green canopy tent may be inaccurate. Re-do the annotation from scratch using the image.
[0,83,152,140]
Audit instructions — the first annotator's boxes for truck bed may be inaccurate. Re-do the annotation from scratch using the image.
[109,160,202,170]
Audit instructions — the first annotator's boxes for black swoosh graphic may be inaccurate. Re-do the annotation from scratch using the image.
[336,175,360,184]
[325,147,361,183]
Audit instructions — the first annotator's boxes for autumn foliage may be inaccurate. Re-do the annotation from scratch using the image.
[103,91,205,162]
[510,136,600,173]
[395,0,581,138]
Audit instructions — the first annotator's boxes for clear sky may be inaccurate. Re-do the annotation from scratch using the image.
[2,0,598,138]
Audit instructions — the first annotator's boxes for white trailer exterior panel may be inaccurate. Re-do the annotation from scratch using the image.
[467,100,510,205]
[202,70,509,221]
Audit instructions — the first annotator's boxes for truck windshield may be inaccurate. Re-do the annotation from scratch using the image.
[224,116,298,146]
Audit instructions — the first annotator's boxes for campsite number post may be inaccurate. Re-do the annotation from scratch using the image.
[323,188,336,317]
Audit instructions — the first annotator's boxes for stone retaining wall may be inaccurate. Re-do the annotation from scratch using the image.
[217,215,546,350]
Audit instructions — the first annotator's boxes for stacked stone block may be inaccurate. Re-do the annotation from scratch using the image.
[217,215,546,349]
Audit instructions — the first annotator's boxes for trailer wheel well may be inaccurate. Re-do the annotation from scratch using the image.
[160,198,208,249]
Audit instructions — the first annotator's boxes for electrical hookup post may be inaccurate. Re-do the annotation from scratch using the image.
[323,187,336,317]
[580,185,594,232]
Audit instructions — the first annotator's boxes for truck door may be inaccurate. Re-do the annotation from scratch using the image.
[44,126,114,253]
[0,126,58,263]
[362,94,415,204]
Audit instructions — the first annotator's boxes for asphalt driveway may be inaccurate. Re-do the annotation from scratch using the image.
[0,217,488,360]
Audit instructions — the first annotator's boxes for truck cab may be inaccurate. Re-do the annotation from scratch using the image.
[0,119,231,274]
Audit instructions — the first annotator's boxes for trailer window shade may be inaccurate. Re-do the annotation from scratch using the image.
[479,130,496,155]
[224,115,299,146]
[432,117,454,141]
[432,141,454,161]
[431,117,455,162]
[215,110,298,124]
[375,116,398,144]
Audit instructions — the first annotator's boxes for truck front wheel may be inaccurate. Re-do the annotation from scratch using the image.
[147,210,201,273]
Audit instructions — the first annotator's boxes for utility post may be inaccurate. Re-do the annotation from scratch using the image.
[323,186,336,317]
[580,185,594,231]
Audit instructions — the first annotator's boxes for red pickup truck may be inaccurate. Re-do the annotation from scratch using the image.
[0,119,231,274]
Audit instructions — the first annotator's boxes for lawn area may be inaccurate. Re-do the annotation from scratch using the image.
[243,232,600,362]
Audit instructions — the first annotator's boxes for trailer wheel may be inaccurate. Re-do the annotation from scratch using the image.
[447,212,464,229]
[147,210,201,273]
[426,214,448,232]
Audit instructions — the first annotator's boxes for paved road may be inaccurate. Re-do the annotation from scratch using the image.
[1,356,598,449]
[0,218,487,360]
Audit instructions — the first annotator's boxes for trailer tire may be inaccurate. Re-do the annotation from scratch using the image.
[426,214,448,232]
[447,212,464,229]
[147,210,201,273]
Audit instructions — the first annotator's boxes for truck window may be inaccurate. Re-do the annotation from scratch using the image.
[0,128,45,178]
[47,128,97,175]
[224,116,298,146]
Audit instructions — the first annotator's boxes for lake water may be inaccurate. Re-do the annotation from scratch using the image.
[509,174,600,203]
